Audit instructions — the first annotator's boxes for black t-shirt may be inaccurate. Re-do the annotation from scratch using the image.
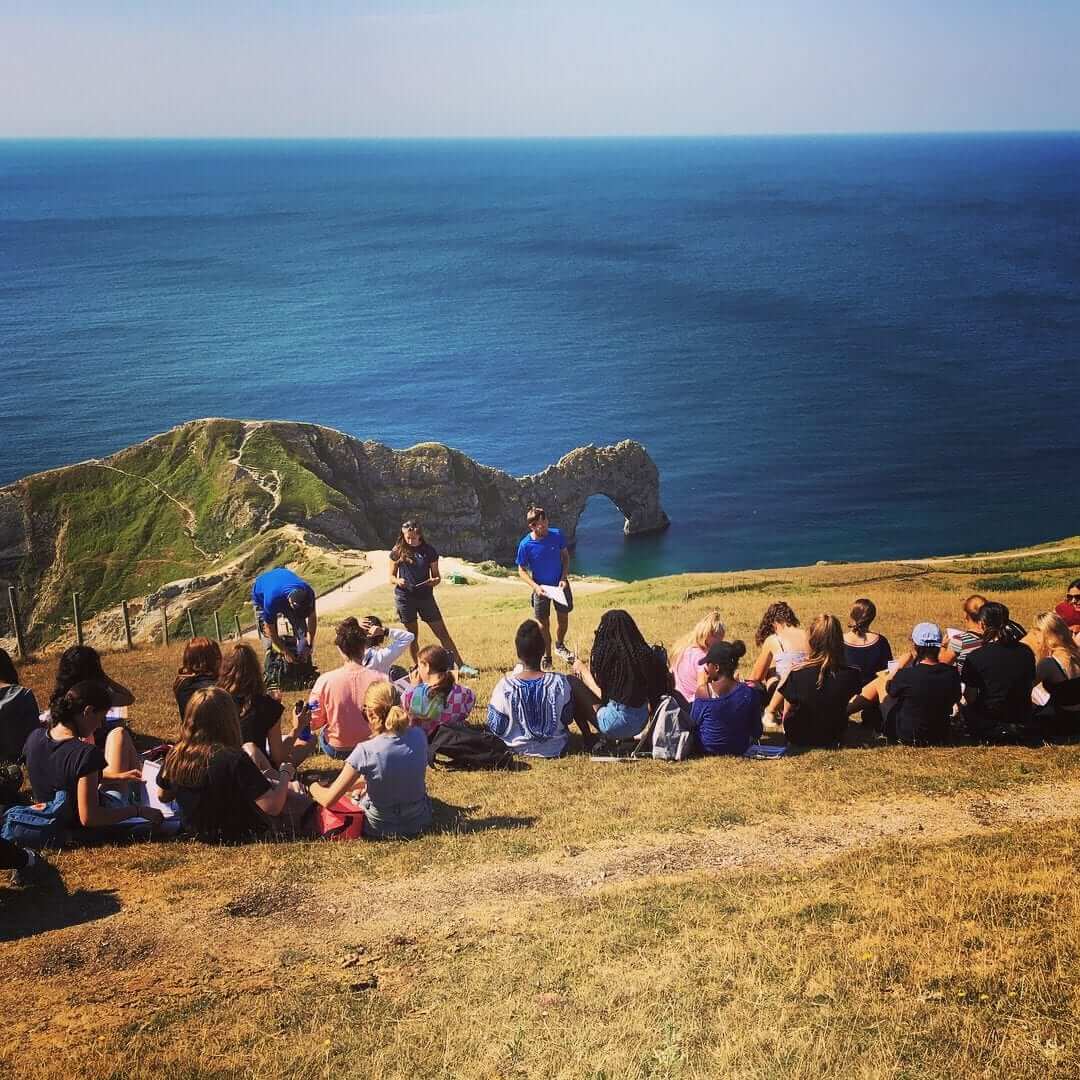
[236,693,284,754]
[780,664,863,748]
[0,684,40,763]
[174,675,218,721]
[886,662,961,745]
[843,635,893,688]
[962,640,1036,728]
[24,725,106,805]
[395,542,438,591]
[158,746,271,844]
[1036,657,1070,690]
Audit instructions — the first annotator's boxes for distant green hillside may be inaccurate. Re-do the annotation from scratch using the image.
[0,418,670,648]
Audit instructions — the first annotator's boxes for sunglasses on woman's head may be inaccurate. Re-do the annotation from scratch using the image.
[402,521,420,530]
[1067,593,1080,602]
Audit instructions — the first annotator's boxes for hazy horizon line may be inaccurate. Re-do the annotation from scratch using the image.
[2,128,1079,142]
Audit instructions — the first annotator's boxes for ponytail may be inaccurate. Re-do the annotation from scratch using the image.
[419,646,454,705]
[49,680,111,733]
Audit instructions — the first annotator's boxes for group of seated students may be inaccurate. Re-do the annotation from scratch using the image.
[3,579,1080,875]
[488,581,1080,757]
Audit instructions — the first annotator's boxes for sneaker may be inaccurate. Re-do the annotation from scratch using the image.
[553,643,576,664]
[457,663,479,678]
[11,849,39,887]
[541,655,553,672]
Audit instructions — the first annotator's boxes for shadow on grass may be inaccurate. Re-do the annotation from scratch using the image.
[431,797,538,835]
[0,862,121,943]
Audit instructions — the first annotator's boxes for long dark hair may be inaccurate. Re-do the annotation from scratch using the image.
[978,601,1011,645]
[50,645,107,707]
[589,609,665,709]
[755,602,800,647]
[0,647,19,686]
[164,688,242,787]
[218,641,266,715]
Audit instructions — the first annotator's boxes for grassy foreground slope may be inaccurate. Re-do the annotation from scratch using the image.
[3,540,1080,1079]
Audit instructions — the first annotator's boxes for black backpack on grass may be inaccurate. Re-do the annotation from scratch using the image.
[427,722,515,771]
[263,635,320,693]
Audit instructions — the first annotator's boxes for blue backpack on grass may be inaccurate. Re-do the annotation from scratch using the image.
[1,791,73,850]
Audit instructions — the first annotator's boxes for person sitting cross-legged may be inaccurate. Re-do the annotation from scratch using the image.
[25,681,164,841]
[881,622,961,746]
[157,688,311,843]
[571,609,668,745]
[308,685,432,840]
[402,646,476,736]
[691,640,765,756]
[487,620,590,757]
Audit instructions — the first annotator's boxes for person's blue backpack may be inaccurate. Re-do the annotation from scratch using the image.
[1,791,73,850]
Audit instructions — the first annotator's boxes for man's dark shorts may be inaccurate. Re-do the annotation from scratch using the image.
[395,587,443,626]
[530,582,574,619]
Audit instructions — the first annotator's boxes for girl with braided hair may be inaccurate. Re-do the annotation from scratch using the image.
[572,609,668,741]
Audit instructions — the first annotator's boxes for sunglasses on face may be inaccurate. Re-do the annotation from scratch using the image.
[401,522,420,530]
[1067,594,1080,602]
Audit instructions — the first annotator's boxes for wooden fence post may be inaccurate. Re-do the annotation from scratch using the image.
[213,612,222,642]
[72,592,84,646]
[7,586,28,660]
[234,614,243,639]
[162,605,170,646]
[186,609,196,639]
[122,601,134,650]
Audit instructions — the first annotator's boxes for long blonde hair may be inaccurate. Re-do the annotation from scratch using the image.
[1033,612,1080,678]
[164,688,242,787]
[364,681,409,735]
[670,610,726,668]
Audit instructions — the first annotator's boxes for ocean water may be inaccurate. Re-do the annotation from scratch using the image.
[1,135,1078,579]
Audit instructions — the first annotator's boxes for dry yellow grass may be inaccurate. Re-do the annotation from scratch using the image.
[3,541,1080,1078]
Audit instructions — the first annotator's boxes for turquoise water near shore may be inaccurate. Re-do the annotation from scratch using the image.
[1,135,1078,578]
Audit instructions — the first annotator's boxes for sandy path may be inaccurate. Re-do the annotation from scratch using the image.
[311,778,1080,935]
[314,552,621,618]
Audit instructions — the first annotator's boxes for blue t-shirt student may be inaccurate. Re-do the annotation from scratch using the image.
[516,528,567,587]
[251,567,314,625]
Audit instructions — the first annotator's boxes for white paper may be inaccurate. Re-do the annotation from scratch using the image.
[140,758,179,818]
[538,584,567,606]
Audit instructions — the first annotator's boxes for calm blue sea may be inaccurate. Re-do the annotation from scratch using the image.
[1,136,1078,578]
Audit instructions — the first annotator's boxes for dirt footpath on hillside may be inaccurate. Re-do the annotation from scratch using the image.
[4,776,1080,1057]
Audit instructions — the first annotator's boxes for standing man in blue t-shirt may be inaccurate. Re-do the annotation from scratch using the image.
[516,506,575,668]
[251,566,318,662]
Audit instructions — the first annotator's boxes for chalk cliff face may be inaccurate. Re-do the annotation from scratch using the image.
[0,419,668,646]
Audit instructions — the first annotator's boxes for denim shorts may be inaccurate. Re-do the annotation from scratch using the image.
[318,728,355,761]
[595,700,649,740]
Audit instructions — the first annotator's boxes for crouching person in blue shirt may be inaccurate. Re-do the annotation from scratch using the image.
[691,640,765,755]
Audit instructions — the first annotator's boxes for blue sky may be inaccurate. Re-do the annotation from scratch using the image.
[1,1,1077,136]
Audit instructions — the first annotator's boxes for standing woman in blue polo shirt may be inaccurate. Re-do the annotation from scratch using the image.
[516,506,574,669]
[388,520,478,676]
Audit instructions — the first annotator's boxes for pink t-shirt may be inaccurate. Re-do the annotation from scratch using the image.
[309,662,387,750]
[672,646,706,702]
